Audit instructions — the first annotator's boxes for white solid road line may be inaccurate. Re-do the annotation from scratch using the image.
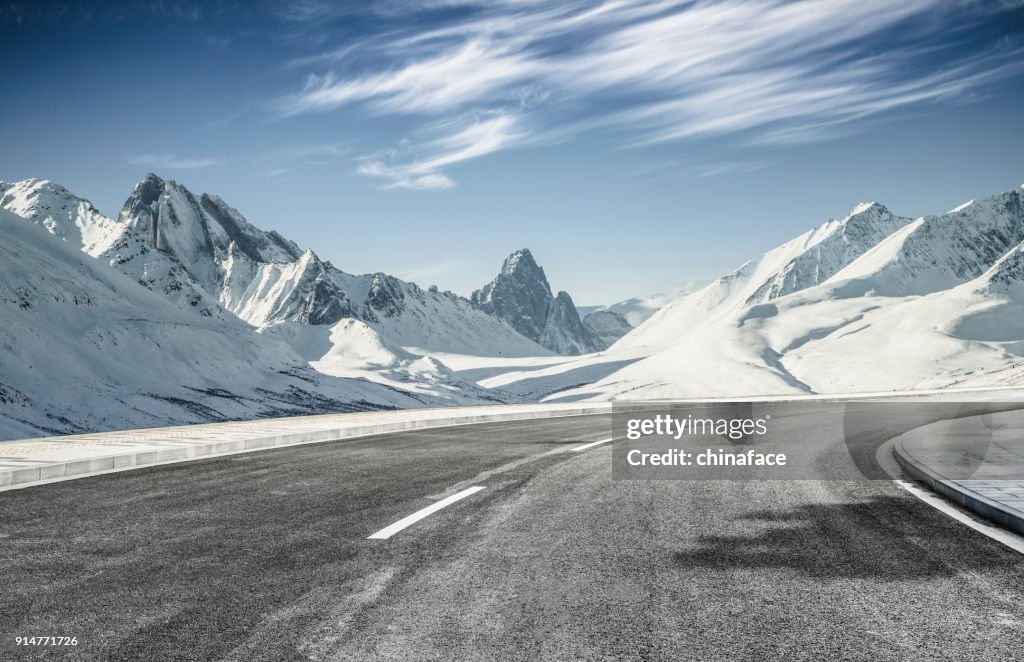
[875,437,1024,555]
[367,486,487,540]
[570,437,614,452]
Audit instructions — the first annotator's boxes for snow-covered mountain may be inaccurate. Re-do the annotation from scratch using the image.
[0,178,121,256]
[1,175,546,354]
[7,173,1024,429]
[576,201,908,336]
[0,175,552,403]
[476,184,1024,401]
[0,175,554,438]
[0,205,445,440]
[471,249,604,355]
[618,201,915,349]
[105,175,546,358]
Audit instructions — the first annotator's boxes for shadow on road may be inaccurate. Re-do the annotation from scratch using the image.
[673,494,992,580]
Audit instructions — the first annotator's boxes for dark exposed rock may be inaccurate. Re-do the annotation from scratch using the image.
[200,194,303,263]
[582,310,632,348]
[471,249,553,341]
[366,273,406,319]
[472,249,603,355]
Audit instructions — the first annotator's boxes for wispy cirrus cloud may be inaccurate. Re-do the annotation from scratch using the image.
[126,153,223,169]
[276,0,1024,190]
[695,161,773,179]
[356,112,526,190]
[624,157,772,182]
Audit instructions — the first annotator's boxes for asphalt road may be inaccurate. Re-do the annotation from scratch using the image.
[4,406,1024,661]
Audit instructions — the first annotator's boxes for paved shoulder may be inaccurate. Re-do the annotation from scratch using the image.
[895,408,1024,536]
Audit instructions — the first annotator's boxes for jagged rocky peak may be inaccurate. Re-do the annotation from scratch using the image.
[501,248,545,278]
[198,192,303,263]
[120,173,167,236]
[471,248,554,341]
[364,273,406,322]
[107,173,328,319]
[119,174,301,267]
[123,172,164,210]
[118,173,210,260]
[472,249,604,355]
[583,310,633,348]
[282,250,352,326]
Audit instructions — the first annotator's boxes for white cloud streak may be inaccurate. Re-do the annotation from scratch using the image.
[276,0,1023,189]
[126,153,222,169]
[357,112,526,190]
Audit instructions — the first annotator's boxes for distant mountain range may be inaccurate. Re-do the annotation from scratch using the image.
[487,183,1024,401]
[4,174,1023,436]
[0,174,629,438]
[0,199,433,440]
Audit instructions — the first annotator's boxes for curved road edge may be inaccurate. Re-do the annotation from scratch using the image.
[893,413,1024,537]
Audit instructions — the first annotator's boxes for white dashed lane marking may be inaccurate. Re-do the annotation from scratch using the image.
[570,437,614,452]
[367,486,487,540]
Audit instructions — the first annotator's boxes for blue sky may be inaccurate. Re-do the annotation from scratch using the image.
[2,1,1023,305]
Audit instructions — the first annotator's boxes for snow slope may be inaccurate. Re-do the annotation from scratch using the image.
[0,179,121,255]
[307,319,511,402]
[476,185,1024,401]
[1,175,548,358]
[8,173,1024,420]
[0,206,462,440]
[1,175,551,406]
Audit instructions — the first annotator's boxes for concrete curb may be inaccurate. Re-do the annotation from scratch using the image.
[893,435,1024,537]
[0,404,612,492]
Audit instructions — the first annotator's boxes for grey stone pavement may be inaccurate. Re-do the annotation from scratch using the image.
[0,402,610,490]
[894,408,1024,535]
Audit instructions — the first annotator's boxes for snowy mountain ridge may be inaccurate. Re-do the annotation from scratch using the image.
[0,174,553,437]
[474,183,1024,402]
[1,175,551,361]
[617,200,917,349]
[6,174,1024,434]
[0,205,448,440]
[0,178,121,255]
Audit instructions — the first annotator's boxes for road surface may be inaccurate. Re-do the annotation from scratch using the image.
[3,406,1024,660]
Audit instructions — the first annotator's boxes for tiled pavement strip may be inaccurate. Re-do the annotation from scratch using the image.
[0,403,612,490]
[895,409,1024,536]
